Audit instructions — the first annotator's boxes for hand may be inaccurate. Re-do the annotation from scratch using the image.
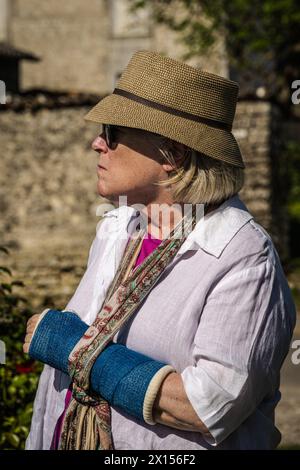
[23,314,41,354]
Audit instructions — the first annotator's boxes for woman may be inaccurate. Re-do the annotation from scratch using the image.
[23,50,296,450]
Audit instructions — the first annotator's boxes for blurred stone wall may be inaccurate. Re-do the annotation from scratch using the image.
[235,101,289,262]
[0,105,101,311]
[5,0,227,94]
[9,0,111,93]
[0,99,289,313]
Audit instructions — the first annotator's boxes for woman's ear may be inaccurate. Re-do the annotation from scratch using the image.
[162,162,174,173]
[173,142,189,167]
[162,141,189,173]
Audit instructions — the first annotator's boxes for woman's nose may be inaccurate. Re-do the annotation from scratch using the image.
[91,134,108,152]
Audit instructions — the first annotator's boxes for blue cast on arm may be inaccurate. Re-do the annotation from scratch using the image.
[29,309,173,423]
[90,342,167,421]
[28,309,89,374]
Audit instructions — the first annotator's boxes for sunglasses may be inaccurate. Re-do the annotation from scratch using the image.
[101,124,157,149]
[102,124,117,149]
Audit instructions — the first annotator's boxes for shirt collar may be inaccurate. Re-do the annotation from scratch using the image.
[182,194,254,258]
[102,194,254,258]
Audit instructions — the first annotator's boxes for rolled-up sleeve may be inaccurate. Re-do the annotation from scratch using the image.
[181,255,296,446]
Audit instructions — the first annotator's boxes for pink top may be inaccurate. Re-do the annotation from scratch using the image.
[50,232,162,449]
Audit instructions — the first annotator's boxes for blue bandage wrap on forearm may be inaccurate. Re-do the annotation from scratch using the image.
[29,309,89,374]
[29,309,174,423]
[90,343,167,421]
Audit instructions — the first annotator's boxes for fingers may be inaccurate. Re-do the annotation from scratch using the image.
[24,313,40,355]
[27,314,40,328]
[23,333,33,354]
[24,333,32,343]
[26,313,40,333]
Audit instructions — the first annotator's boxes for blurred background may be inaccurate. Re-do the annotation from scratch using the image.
[0,0,299,450]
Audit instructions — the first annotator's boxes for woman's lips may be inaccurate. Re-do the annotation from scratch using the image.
[97,164,107,170]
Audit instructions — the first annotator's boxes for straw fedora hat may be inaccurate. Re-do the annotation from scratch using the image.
[84,50,245,169]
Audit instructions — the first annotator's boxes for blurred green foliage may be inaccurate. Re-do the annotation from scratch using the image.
[130,0,300,114]
[0,245,43,450]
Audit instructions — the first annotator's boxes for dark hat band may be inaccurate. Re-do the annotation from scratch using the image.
[113,88,232,132]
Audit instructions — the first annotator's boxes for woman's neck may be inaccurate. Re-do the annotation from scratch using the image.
[141,201,222,240]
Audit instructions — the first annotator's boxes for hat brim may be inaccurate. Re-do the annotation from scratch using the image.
[84,94,245,169]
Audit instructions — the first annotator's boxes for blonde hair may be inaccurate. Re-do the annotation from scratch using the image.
[153,136,245,205]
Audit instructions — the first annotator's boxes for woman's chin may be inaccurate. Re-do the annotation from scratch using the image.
[96,186,119,203]
[96,181,109,198]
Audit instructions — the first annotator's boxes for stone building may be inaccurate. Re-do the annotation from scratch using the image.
[0,41,39,93]
[0,0,289,310]
[0,0,228,93]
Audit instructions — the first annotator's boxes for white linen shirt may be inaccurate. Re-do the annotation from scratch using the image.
[25,194,296,450]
